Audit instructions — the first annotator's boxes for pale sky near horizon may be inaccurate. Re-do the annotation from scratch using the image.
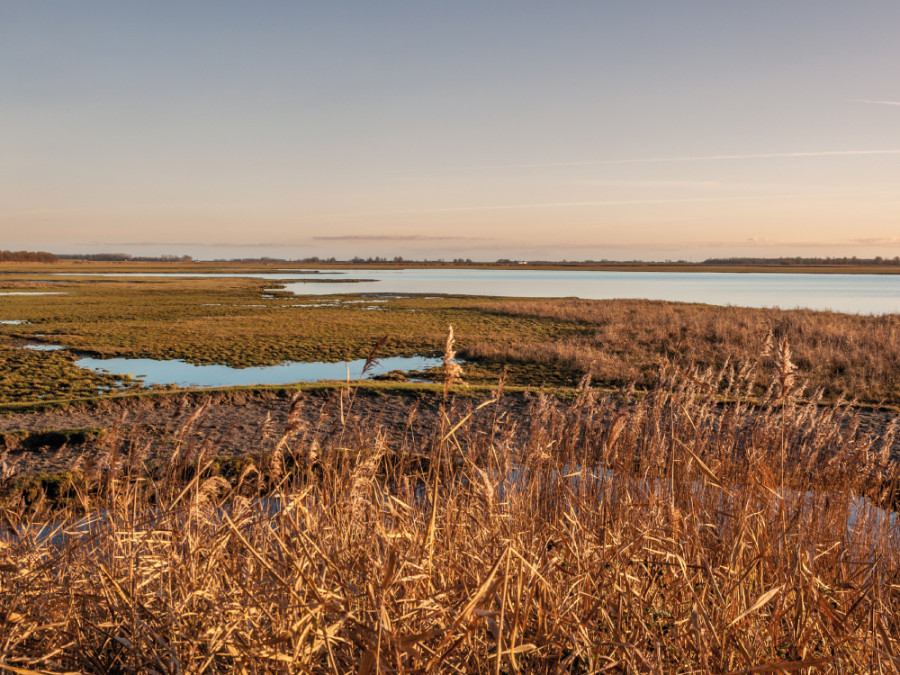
[2,2,900,261]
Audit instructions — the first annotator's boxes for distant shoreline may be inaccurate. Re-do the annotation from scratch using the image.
[4,260,900,275]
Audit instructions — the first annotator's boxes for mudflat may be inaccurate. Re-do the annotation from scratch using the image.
[0,390,509,476]
[2,389,898,477]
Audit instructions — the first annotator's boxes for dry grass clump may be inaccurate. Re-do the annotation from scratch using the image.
[466,298,900,402]
[1,355,899,672]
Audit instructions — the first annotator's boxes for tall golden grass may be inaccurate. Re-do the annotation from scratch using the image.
[1,342,899,672]
[466,298,900,403]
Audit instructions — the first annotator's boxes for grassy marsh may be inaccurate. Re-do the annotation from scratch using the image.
[3,264,900,406]
[0,271,579,403]
[466,298,900,404]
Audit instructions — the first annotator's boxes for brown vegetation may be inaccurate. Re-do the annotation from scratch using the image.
[1,345,899,672]
[0,250,57,263]
[465,298,900,403]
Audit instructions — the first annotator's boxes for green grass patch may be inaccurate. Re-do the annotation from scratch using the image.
[0,271,587,404]
[3,262,899,406]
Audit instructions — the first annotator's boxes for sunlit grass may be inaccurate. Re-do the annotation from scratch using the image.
[1,344,898,671]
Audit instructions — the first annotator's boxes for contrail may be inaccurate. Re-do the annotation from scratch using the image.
[313,234,488,241]
[454,149,900,170]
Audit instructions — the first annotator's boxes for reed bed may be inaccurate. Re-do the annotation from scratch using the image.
[467,298,900,402]
[1,346,899,672]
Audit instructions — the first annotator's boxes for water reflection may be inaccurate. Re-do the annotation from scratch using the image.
[73,354,443,388]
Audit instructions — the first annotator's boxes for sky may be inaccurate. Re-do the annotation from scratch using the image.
[2,2,900,261]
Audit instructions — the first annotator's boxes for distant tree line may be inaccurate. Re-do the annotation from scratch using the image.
[0,250,58,262]
[23,252,900,266]
[132,255,193,262]
[349,256,413,264]
[58,253,194,262]
[703,256,900,266]
[58,253,132,261]
[209,256,343,263]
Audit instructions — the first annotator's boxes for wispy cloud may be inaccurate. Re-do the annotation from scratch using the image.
[850,236,900,245]
[562,179,734,189]
[325,193,820,218]
[313,234,491,242]
[527,237,900,252]
[96,240,311,248]
[454,150,900,171]
[654,237,900,250]
[855,99,900,107]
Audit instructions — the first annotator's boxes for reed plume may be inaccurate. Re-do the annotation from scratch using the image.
[442,323,465,401]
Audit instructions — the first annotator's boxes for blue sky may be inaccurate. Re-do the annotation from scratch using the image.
[2,2,900,260]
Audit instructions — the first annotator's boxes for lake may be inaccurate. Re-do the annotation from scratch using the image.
[46,268,900,314]
[281,269,900,315]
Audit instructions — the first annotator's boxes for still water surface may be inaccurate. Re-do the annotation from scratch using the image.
[47,269,900,314]
[49,268,900,314]
[281,269,900,315]
[0,291,68,295]
[74,354,442,388]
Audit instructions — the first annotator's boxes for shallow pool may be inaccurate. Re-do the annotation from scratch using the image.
[73,353,443,388]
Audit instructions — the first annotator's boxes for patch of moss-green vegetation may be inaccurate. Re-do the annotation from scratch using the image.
[1,269,589,404]
[0,344,141,404]
[7,262,896,407]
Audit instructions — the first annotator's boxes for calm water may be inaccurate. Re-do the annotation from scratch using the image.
[0,291,68,295]
[44,268,900,313]
[73,354,442,388]
[283,269,900,314]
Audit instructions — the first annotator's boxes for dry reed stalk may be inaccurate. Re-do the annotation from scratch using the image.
[442,324,465,402]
